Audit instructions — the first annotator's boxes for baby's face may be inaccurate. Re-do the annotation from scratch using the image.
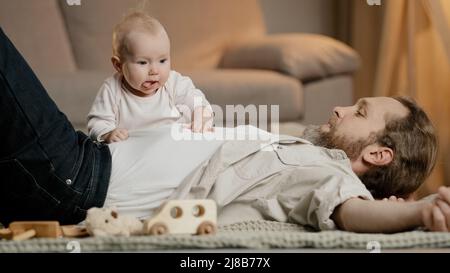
[120,31,171,97]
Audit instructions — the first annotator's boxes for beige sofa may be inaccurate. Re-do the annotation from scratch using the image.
[0,0,359,130]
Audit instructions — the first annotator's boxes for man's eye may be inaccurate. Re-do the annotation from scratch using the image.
[137,61,147,65]
[160,59,167,64]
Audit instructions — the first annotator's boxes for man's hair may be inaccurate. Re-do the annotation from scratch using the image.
[112,11,167,59]
[360,96,438,198]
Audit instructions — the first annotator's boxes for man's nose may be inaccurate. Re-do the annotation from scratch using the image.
[333,106,344,118]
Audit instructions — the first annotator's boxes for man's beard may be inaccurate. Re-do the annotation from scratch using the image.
[302,125,375,160]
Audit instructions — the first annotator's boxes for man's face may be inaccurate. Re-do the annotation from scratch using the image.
[303,97,409,160]
[120,31,171,97]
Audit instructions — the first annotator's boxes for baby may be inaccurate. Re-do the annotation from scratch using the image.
[87,11,213,143]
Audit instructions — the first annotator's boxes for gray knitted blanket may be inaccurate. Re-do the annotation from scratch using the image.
[1,220,450,253]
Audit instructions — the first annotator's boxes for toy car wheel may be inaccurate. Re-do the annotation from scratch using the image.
[149,223,168,235]
[196,221,216,235]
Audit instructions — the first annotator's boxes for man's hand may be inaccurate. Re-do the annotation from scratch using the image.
[102,128,129,143]
[382,195,406,202]
[191,106,214,133]
[381,195,415,202]
[422,186,450,232]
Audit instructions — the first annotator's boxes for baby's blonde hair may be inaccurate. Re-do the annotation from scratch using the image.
[112,11,168,59]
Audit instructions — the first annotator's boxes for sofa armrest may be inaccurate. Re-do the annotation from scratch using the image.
[220,34,360,81]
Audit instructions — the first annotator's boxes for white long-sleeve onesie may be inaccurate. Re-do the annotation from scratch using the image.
[87,70,211,141]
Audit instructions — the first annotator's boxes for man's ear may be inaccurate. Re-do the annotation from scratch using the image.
[362,144,393,166]
[111,56,122,73]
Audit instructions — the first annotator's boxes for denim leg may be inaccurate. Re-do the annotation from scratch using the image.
[0,28,111,224]
[0,27,79,178]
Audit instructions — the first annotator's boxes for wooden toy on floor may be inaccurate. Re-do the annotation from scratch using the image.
[84,199,217,237]
[143,199,217,236]
[0,228,13,240]
[0,199,217,239]
[61,225,89,237]
[0,221,88,241]
[9,221,61,238]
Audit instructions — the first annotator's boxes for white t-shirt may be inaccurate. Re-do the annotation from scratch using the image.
[104,124,224,219]
[104,124,274,219]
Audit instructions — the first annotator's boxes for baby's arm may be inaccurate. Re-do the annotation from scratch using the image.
[171,72,213,132]
[87,83,120,142]
[332,197,428,233]
[191,105,214,132]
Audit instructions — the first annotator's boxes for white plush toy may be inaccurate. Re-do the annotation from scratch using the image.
[85,207,144,237]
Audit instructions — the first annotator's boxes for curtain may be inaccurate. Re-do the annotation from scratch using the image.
[338,0,450,198]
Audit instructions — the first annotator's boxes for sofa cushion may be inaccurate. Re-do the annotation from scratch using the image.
[0,0,76,77]
[41,70,112,130]
[42,68,303,130]
[60,0,265,71]
[220,34,361,81]
[183,69,303,123]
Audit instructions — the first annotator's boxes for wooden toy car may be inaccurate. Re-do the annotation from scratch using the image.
[0,221,88,241]
[143,199,217,236]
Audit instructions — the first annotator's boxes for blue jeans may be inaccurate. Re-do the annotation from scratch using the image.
[0,28,111,225]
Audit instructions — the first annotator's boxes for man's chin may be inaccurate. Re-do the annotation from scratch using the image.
[301,125,323,145]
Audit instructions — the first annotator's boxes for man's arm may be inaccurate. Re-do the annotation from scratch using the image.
[332,197,426,233]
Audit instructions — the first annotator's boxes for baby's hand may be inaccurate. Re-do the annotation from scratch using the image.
[102,128,129,143]
[191,106,214,133]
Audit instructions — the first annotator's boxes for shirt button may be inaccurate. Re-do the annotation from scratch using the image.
[277,146,283,150]
[65,179,72,185]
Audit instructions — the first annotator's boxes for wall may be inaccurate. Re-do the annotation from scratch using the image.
[259,0,337,37]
